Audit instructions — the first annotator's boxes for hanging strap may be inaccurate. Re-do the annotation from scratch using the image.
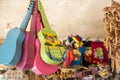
[30,0,38,32]
[38,0,51,30]
[20,1,34,31]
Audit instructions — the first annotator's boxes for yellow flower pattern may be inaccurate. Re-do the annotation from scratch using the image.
[43,32,62,47]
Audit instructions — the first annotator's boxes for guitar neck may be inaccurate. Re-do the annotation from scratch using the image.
[30,0,38,32]
[38,0,51,30]
[20,1,34,31]
[36,12,42,34]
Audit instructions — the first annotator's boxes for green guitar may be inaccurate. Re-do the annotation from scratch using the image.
[37,0,65,65]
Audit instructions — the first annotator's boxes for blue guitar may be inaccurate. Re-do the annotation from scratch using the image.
[0,1,34,66]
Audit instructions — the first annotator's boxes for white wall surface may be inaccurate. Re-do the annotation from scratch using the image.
[0,0,120,40]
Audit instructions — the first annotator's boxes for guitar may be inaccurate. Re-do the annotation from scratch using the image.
[32,11,58,75]
[37,0,65,65]
[16,0,37,70]
[0,1,34,66]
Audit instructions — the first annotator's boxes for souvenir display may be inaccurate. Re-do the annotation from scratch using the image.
[1,0,120,80]
[2,69,28,80]
[63,35,85,67]
[91,40,108,64]
[83,40,92,66]
[103,0,120,73]
[64,50,75,67]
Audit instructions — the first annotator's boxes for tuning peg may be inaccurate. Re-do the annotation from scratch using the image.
[27,8,30,10]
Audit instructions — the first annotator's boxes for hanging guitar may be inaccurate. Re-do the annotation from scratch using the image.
[0,1,34,66]
[16,0,37,70]
[32,11,58,75]
[37,0,65,65]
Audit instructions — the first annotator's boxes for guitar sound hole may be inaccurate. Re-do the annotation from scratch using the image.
[47,36,55,43]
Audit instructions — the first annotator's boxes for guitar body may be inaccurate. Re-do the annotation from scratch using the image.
[16,0,37,70]
[16,32,36,70]
[0,28,25,65]
[38,0,65,65]
[38,30,64,65]
[32,39,58,75]
[0,1,34,66]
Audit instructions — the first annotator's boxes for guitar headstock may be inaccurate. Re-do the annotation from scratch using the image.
[27,0,35,11]
[32,0,38,14]
[38,0,44,12]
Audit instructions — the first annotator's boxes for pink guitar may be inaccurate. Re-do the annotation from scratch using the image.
[16,0,37,70]
[32,11,58,75]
